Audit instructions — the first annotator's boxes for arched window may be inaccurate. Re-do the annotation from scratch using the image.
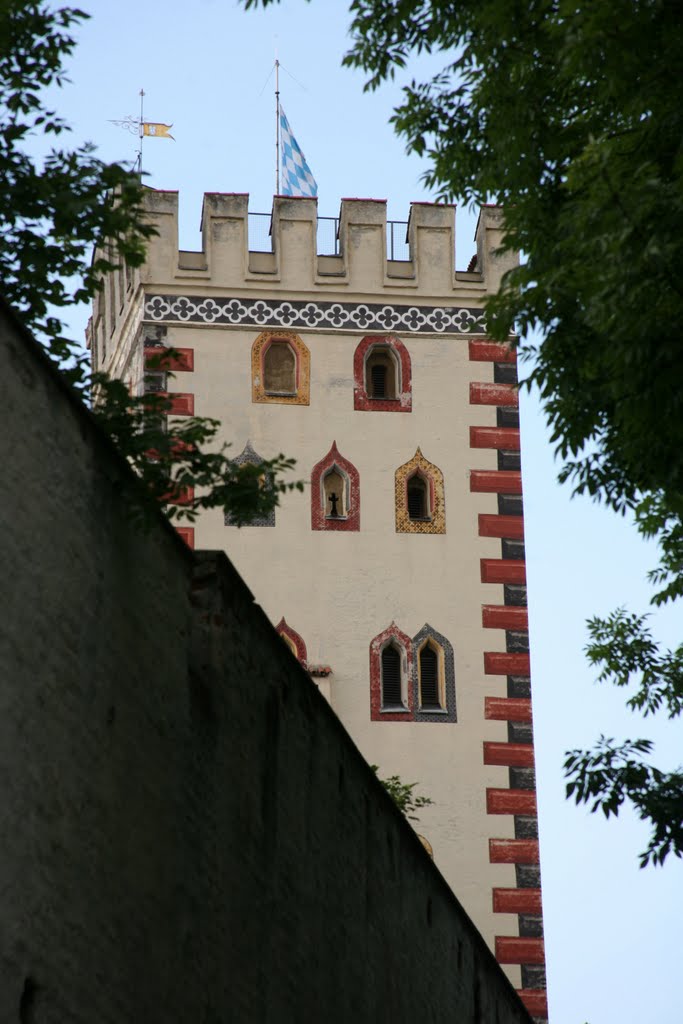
[381,644,403,707]
[366,345,399,399]
[353,335,412,412]
[224,441,275,527]
[263,341,296,395]
[418,642,441,709]
[395,449,445,534]
[412,624,456,722]
[407,473,429,521]
[252,330,310,406]
[310,442,360,531]
[370,623,413,721]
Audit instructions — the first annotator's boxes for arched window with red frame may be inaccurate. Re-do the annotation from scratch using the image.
[353,335,412,412]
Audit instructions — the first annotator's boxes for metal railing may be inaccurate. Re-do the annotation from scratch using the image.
[247,213,411,261]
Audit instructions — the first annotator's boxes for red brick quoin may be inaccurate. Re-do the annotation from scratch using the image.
[353,335,412,412]
[369,623,413,721]
[310,441,360,532]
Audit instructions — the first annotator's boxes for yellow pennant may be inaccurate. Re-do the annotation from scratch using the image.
[142,122,174,140]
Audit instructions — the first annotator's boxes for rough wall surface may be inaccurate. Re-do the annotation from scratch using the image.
[1,304,533,1021]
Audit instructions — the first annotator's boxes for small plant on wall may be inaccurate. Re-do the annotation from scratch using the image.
[371,766,433,822]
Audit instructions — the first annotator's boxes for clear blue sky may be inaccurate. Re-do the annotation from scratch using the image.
[42,2,682,1020]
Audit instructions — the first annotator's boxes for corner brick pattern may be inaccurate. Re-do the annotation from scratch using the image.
[394,448,446,534]
[353,334,412,412]
[310,442,360,532]
[251,330,310,406]
[144,346,195,372]
[469,338,547,1024]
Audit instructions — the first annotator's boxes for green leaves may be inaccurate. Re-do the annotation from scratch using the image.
[563,611,683,864]
[3,2,300,530]
[585,610,683,720]
[371,765,433,821]
[331,0,683,866]
[91,373,302,530]
[564,737,683,868]
[0,3,155,382]
[339,0,683,510]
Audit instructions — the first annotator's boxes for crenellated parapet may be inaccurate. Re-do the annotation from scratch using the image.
[138,189,517,302]
[90,188,518,399]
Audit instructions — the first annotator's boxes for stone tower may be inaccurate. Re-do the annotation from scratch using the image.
[90,190,547,1021]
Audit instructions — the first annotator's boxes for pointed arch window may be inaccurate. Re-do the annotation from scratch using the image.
[224,441,275,527]
[370,624,412,721]
[311,442,360,531]
[353,335,412,412]
[395,448,445,534]
[412,624,456,722]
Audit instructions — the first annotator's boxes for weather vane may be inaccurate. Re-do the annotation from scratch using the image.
[109,89,174,175]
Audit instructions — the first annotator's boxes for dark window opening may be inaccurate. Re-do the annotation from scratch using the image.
[264,342,296,394]
[381,645,402,706]
[407,475,429,520]
[420,645,440,709]
[371,363,387,398]
[366,347,398,399]
[323,468,346,518]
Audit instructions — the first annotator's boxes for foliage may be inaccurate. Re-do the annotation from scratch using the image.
[243,0,683,862]
[341,1,683,510]
[565,608,683,866]
[0,2,152,386]
[564,738,683,868]
[2,1,299,525]
[371,765,433,822]
[584,610,683,722]
[93,374,299,527]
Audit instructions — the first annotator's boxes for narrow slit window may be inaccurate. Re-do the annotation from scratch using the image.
[407,475,429,520]
[264,342,296,395]
[381,645,402,707]
[419,645,440,709]
[371,363,387,398]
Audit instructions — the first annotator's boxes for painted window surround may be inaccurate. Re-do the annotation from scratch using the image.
[353,334,412,412]
[310,442,361,532]
[395,448,446,534]
[251,330,310,406]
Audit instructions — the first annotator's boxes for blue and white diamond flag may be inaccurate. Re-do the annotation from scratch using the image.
[279,104,318,198]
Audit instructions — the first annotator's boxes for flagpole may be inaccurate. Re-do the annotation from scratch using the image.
[275,58,280,195]
[138,88,145,178]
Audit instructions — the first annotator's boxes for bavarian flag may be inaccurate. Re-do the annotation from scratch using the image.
[279,104,317,198]
[142,122,174,140]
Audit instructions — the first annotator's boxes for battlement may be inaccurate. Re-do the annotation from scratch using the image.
[141,190,517,301]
